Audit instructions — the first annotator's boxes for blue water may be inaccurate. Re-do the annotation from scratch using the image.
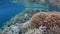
[0,0,25,28]
[0,0,60,28]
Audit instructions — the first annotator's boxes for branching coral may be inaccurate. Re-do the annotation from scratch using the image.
[29,12,60,34]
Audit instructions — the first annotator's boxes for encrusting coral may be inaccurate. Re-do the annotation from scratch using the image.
[29,12,60,34]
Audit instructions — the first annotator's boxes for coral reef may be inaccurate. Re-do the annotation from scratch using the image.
[2,21,30,34]
[48,0,60,6]
[2,12,60,34]
[12,9,40,23]
[1,0,60,34]
[1,9,41,30]
[24,0,47,5]
[2,9,41,34]
[29,12,60,34]
[29,12,48,28]
[2,25,20,34]
[25,26,48,34]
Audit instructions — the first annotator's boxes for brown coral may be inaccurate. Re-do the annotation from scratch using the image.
[29,12,48,28]
[29,12,60,29]
[28,12,60,34]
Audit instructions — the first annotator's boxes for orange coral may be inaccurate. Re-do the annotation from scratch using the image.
[29,12,60,29]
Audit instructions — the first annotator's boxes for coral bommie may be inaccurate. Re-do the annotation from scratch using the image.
[29,12,60,29]
[28,12,60,34]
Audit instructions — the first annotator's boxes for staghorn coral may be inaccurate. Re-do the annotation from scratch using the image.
[29,12,60,34]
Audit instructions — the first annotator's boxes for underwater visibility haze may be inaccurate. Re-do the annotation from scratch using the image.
[0,0,60,34]
[0,0,25,28]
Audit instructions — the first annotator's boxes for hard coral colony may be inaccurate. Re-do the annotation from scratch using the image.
[29,12,60,34]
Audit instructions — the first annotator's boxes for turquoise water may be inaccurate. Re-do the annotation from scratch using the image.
[0,0,25,28]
